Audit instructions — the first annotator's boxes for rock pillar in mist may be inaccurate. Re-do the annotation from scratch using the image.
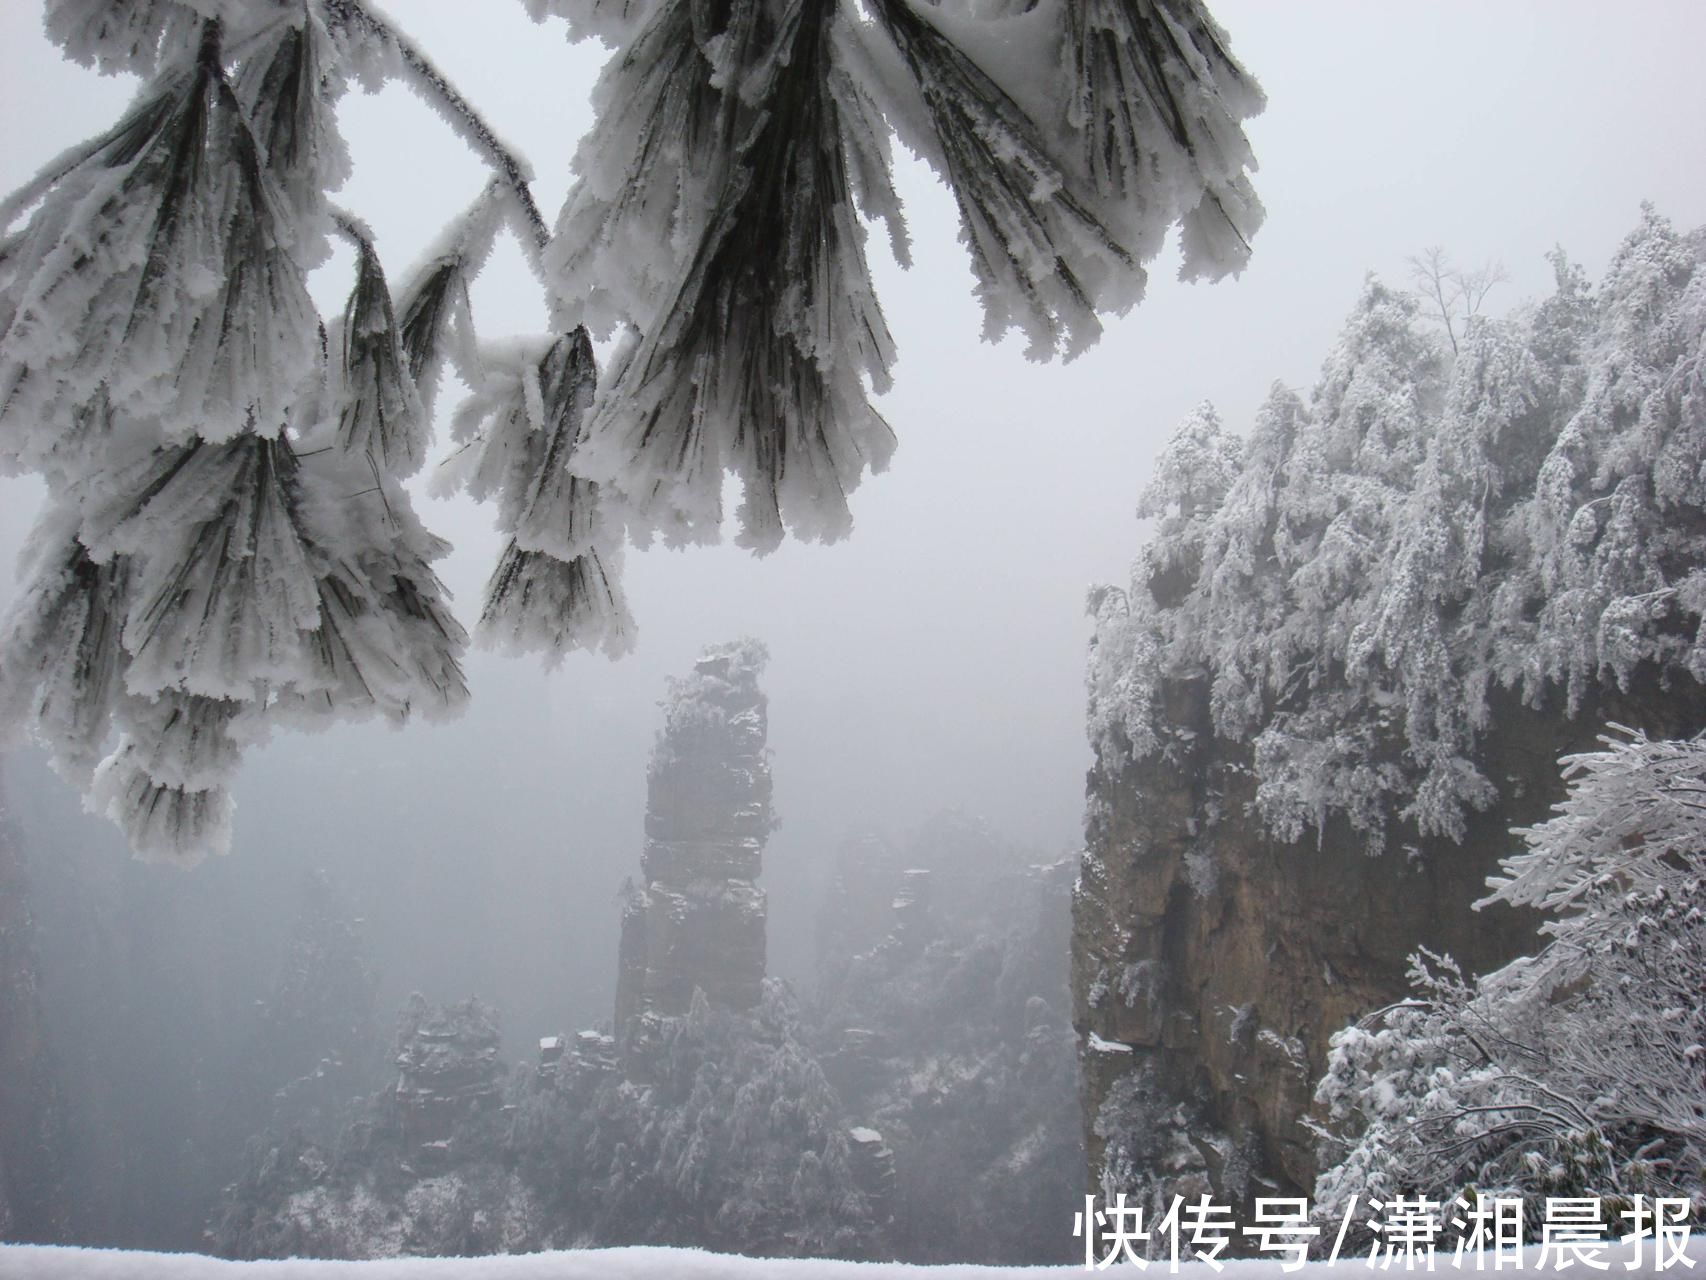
[615,639,773,1049]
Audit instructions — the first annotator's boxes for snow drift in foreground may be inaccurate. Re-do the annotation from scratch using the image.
[3,1239,1701,1280]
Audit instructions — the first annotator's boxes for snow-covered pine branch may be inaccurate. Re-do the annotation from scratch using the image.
[562,0,901,551]
[546,0,1265,548]
[0,17,320,470]
[328,213,429,475]
[1064,0,1264,281]
[435,330,634,660]
[0,5,472,861]
[318,0,551,262]
[2,0,1266,860]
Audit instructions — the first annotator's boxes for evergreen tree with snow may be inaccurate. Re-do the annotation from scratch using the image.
[543,981,873,1258]
[1089,210,1706,851]
[1085,213,1706,1237]
[0,0,1265,863]
[1313,729,1706,1221]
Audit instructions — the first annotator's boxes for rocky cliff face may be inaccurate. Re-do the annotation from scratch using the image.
[615,640,773,1049]
[390,996,506,1155]
[1072,674,1706,1214]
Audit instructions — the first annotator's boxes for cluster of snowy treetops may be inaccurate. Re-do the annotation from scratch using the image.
[1314,728,1706,1212]
[520,984,876,1260]
[0,0,1264,862]
[1089,210,1706,849]
[214,982,877,1260]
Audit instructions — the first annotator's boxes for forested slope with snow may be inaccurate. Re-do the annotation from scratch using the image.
[1075,210,1706,1217]
[1088,211,1706,849]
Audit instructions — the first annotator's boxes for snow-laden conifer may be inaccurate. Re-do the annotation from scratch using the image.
[1313,729,1706,1213]
[1135,401,1242,580]
[1516,210,1706,708]
[1090,213,1706,849]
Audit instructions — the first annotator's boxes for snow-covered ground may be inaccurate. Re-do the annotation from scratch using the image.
[3,1239,1701,1280]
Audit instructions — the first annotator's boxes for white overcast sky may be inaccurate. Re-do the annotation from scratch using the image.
[3,2,1706,1022]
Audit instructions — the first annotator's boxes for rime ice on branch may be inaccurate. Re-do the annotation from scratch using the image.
[1,0,1263,861]
[0,4,490,862]
[551,0,1266,549]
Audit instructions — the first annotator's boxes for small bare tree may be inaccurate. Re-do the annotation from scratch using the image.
[1408,246,1510,354]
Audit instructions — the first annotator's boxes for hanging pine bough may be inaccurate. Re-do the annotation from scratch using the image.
[436,328,635,658]
[481,538,633,661]
[0,0,1263,860]
[560,0,1264,546]
[0,5,480,862]
[0,512,132,786]
[569,0,902,550]
[1065,0,1263,277]
[91,688,247,859]
[868,0,1135,360]
[0,17,321,468]
[333,222,428,475]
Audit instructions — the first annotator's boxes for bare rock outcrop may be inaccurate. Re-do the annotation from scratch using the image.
[391,995,505,1159]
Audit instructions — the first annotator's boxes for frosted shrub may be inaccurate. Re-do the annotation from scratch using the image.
[1313,730,1706,1215]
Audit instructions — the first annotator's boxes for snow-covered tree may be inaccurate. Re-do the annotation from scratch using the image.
[513,980,874,1258]
[1513,210,1706,705]
[1088,212,1706,851]
[1,0,1265,862]
[1312,729,1706,1218]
